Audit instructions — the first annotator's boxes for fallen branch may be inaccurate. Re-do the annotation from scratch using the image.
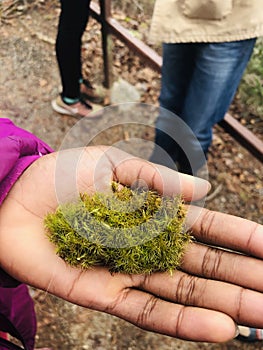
[19,19,55,45]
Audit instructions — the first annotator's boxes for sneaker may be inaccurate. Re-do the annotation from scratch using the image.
[51,95,100,119]
[237,326,263,342]
[80,79,105,104]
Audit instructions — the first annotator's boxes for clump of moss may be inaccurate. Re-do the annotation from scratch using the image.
[45,183,191,274]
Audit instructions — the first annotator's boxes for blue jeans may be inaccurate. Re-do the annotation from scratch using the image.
[151,39,256,174]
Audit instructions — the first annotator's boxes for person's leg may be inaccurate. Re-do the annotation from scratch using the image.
[159,43,197,115]
[53,0,98,117]
[56,0,91,100]
[150,43,197,168]
[177,38,256,173]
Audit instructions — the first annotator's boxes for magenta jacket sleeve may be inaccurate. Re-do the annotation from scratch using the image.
[0,118,54,288]
[0,118,54,205]
[0,119,54,349]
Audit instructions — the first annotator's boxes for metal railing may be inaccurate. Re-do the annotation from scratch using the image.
[90,0,263,163]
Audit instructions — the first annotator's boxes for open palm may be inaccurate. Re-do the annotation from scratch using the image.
[0,146,263,343]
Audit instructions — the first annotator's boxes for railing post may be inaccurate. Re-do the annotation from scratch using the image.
[99,0,113,89]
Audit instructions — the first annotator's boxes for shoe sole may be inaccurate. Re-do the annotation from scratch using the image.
[51,99,103,119]
[51,99,77,116]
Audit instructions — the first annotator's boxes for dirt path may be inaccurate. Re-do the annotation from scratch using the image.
[0,4,263,350]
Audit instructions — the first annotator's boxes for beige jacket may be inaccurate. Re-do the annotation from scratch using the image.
[149,0,263,43]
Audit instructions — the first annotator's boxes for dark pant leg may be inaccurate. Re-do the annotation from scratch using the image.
[182,39,257,153]
[152,39,256,175]
[56,0,91,99]
[150,43,197,170]
[177,38,256,174]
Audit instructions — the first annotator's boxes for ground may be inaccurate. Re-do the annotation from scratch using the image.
[0,2,263,350]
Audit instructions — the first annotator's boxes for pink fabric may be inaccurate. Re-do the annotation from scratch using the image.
[0,118,54,349]
[0,285,37,350]
[0,118,53,205]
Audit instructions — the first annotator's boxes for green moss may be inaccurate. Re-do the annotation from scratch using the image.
[238,38,263,118]
[45,183,191,274]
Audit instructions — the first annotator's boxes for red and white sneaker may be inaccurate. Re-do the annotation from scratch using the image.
[52,95,101,119]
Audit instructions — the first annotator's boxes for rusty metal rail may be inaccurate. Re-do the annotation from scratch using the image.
[90,0,263,163]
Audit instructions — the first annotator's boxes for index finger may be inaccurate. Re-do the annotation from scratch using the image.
[109,149,210,201]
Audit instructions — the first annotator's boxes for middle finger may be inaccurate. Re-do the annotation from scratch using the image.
[134,269,263,327]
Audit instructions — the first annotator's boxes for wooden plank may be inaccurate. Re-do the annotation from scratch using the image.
[220,114,263,163]
[90,1,162,71]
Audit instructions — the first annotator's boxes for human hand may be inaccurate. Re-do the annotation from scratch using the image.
[0,146,263,343]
